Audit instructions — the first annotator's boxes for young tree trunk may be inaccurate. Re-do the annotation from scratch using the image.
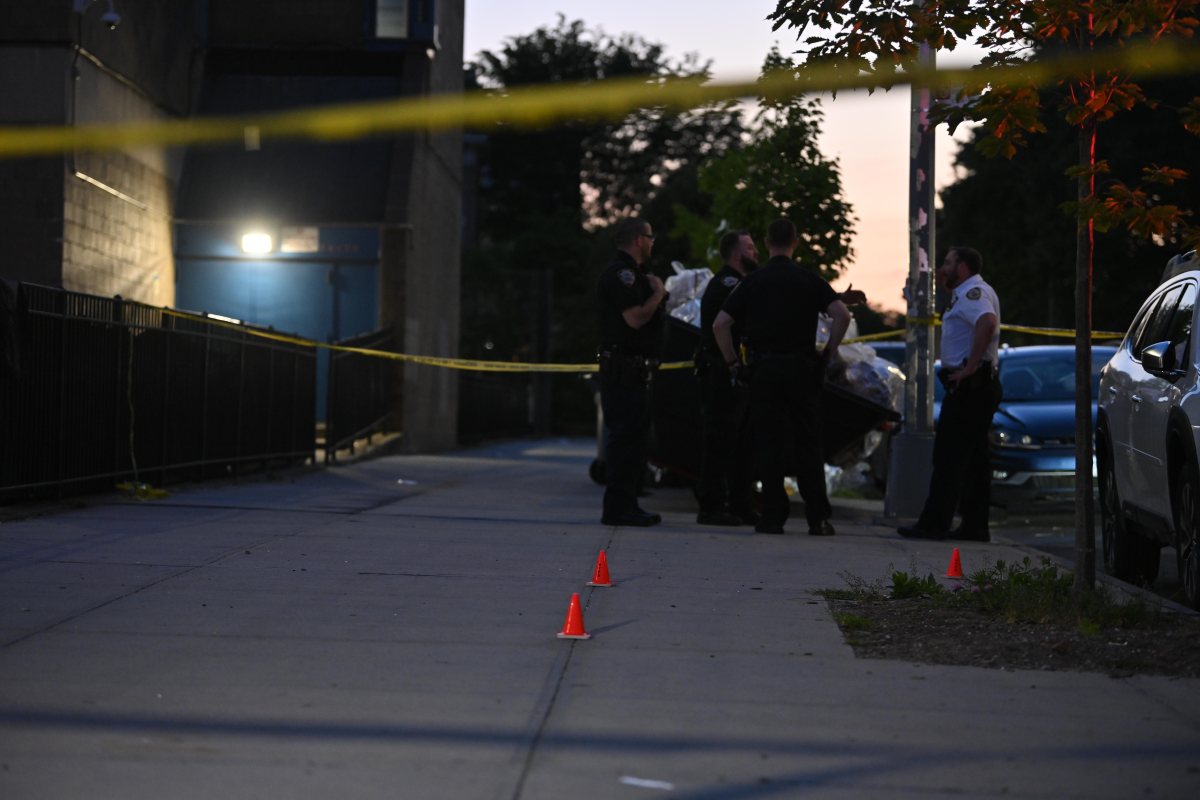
[1073,113,1097,597]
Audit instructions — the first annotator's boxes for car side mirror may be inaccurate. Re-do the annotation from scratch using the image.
[1140,340,1179,375]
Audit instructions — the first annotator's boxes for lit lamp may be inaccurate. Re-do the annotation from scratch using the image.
[241,232,273,255]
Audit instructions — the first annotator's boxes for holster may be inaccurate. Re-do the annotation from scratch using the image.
[937,362,995,394]
[599,351,657,388]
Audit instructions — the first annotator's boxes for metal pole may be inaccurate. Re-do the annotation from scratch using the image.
[884,42,938,520]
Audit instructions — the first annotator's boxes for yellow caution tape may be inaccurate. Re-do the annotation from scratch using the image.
[115,481,169,500]
[161,309,601,372]
[846,329,907,343]
[1001,323,1125,340]
[903,314,1124,341]
[159,307,1126,375]
[0,40,1196,158]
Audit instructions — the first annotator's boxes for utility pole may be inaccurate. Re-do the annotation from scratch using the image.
[884,43,937,520]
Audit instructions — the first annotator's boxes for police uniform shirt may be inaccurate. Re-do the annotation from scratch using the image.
[699,266,744,357]
[720,255,838,355]
[596,250,663,358]
[940,273,1001,366]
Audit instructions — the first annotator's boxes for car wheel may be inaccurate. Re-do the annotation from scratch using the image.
[1174,460,1200,609]
[1099,440,1160,585]
[588,458,606,485]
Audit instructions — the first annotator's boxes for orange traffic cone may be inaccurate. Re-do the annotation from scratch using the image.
[946,547,964,579]
[587,549,613,587]
[556,592,592,639]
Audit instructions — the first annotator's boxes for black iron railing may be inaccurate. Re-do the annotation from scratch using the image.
[458,371,532,444]
[0,284,316,503]
[326,327,399,462]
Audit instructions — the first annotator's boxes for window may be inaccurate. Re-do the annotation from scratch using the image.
[376,0,408,39]
[1162,282,1196,371]
[1132,285,1182,360]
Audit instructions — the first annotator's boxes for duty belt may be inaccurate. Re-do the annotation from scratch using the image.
[598,350,659,368]
[937,360,995,392]
[746,350,815,364]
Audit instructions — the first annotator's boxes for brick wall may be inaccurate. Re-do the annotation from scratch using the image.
[63,152,175,306]
[61,57,178,306]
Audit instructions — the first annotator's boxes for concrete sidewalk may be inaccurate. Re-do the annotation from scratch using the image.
[1,439,1197,799]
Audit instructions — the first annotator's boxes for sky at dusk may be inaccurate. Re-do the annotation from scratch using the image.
[464,1,984,313]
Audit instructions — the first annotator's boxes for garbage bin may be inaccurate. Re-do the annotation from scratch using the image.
[648,317,900,482]
[588,317,900,486]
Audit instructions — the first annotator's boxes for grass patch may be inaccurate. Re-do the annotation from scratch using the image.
[834,612,872,631]
[824,556,1167,630]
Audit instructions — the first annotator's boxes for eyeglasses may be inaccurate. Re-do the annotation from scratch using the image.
[639,232,656,241]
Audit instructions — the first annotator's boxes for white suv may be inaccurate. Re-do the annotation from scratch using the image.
[1096,249,1199,608]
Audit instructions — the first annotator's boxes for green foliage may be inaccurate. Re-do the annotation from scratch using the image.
[471,15,742,234]
[961,557,1073,623]
[834,612,872,632]
[890,570,944,599]
[768,0,1200,249]
[958,557,1164,628]
[674,49,856,279]
[823,569,888,601]
[939,75,1200,331]
[834,557,1167,630]
[463,17,744,432]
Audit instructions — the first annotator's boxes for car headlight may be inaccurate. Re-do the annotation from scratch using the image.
[990,429,1041,449]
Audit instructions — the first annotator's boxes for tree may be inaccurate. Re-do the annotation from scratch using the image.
[939,74,1200,334]
[768,0,1200,594]
[472,16,743,234]
[463,17,744,434]
[675,48,857,280]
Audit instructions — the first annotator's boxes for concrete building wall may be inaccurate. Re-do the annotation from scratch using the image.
[64,159,175,305]
[0,47,69,285]
[210,0,363,46]
[383,0,463,452]
[63,57,178,305]
[0,1,204,302]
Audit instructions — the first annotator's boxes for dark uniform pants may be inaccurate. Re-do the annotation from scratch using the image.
[599,356,652,517]
[917,368,1002,533]
[750,358,831,528]
[696,357,753,514]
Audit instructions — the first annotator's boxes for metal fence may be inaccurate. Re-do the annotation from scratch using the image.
[325,327,399,461]
[0,283,316,504]
[458,372,533,444]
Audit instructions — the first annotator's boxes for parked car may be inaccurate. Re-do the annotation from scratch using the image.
[989,344,1117,504]
[1096,250,1200,608]
[868,340,906,368]
[928,344,1117,505]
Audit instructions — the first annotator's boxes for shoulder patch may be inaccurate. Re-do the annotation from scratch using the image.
[722,275,739,288]
[966,287,982,301]
[618,269,636,287]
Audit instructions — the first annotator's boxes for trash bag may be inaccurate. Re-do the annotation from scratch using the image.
[664,261,713,326]
[821,319,905,416]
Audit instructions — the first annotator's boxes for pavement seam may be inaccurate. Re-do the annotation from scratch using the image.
[0,515,355,650]
[507,528,616,799]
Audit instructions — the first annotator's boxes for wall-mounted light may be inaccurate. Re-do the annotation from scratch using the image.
[241,232,274,255]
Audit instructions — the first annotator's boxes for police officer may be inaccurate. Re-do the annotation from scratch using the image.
[713,218,852,536]
[596,217,667,527]
[694,230,759,526]
[899,245,1001,541]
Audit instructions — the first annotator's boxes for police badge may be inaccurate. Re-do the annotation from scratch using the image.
[966,287,981,300]
[722,275,739,287]
[618,269,636,287]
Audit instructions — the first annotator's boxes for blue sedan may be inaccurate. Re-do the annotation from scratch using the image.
[934,345,1118,505]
